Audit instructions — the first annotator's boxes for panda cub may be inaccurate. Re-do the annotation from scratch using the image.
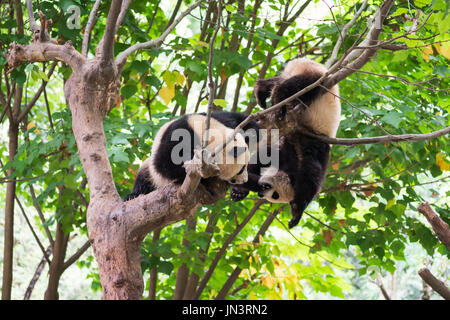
[231,58,341,228]
[124,112,260,201]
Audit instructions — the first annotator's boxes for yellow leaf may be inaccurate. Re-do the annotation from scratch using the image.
[331,161,340,170]
[196,40,209,48]
[421,45,433,62]
[261,275,275,288]
[162,70,175,87]
[158,86,175,105]
[386,198,395,210]
[436,152,450,171]
[27,122,40,134]
[115,95,122,107]
[176,72,185,86]
[434,43,450,60]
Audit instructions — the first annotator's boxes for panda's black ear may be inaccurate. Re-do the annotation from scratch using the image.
[254,76,282,109]
[230,146,247,158]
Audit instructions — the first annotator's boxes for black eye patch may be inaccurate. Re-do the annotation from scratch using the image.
[230,146,247,158]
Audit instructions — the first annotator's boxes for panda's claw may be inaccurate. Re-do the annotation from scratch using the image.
[230,187,249,201]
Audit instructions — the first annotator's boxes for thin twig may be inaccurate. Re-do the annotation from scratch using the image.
[62,240,91,272]
[194,200,265,299]
[17,61,57,123]
[114,0,132,35]
[14,195,51,264]
[26,0,39,31]
[116,0,203,66]
[326,0,368,68]
[203,0,221,149]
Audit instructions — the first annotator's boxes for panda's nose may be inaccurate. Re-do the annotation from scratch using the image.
[230,179,236,184]
[272,192,280,200]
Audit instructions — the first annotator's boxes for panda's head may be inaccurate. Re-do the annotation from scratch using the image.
[219,131,250,185]
[257,167,294,203]
[187,115,250,185]
[203,123,250,185]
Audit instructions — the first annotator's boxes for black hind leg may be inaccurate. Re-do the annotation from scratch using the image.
[124,168,155,201]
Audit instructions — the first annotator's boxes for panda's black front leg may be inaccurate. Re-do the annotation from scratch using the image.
[230,172,262,201]
[287,170,323,228]
[288,198,309,228]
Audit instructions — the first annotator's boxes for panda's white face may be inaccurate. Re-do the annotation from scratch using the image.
[220,132,249,184]
[187,115,250,185]
[257,167,294,203]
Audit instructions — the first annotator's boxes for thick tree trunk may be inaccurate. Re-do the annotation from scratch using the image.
[63,62,144,299]
[6,4,231,300]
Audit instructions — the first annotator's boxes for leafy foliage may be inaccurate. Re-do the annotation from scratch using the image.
[1,0,449,299]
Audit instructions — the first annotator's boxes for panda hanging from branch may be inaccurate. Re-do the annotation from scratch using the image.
[231,58,342,228]
[124,58,340,229]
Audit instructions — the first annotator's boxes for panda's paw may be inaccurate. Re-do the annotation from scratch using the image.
[230,187,249,201]
[288,201,303,228]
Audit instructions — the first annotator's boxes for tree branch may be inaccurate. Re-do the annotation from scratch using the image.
[26,0,39,32]
[215,208,281,300]
[82,0,103,57]
[7,37,85,73]
[194,200,265,299]
[17,61,57,123]
[62,240,91,272]
[174,216,196,299]
[300,126,450,146]
[114,0,132,35]
[418,202,450,250]
[101,0,123,62]
[325,0,395,88]
[24,246,52,300]
[326,0,368,68]
[203,0,221,148]
[418,268,450,300]
[148,228,161,300]
[115,0,203,67]
[338,0,394,67]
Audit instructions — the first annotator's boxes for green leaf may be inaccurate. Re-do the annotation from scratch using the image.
[158,261,174,276]
[213,99,228,108]
[121,84,138,99]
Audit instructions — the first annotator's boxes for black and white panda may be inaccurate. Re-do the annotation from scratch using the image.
[124,112,260,201]
[231,58,341,228]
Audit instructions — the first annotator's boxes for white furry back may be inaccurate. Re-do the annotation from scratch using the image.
[282,58,341,138]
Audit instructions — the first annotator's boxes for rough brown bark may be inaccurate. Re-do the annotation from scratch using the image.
[418,202,450,250]
[7,4,227,298]
[418,268,450,300]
